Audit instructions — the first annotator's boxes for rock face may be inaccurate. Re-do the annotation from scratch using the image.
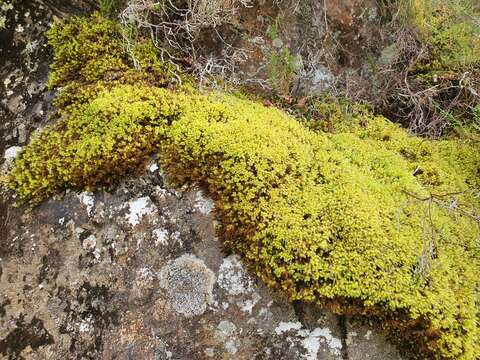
[0,1,403,359]
[0,169,403,360]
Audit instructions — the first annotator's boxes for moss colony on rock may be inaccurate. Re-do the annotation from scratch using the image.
[5,14,480,359]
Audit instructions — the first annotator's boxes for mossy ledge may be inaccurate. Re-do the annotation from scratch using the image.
[4,14,480,359]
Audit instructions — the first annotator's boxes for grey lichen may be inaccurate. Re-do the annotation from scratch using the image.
[158,254,215,317]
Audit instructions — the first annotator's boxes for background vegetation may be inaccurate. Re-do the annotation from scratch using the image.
[369,0,480,136]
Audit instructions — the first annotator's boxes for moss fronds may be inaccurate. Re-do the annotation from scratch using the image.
[46,12,179,114]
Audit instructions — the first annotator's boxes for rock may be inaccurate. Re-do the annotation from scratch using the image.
[6,94,26,113]
[194,190,214,215]
[149,162,159,173]
[77,192,95,217]
[346,321,402,360]
[216,320,237,340]
[152,228,169,246]
[0,174,404,359]
[81,234,97,251]
[17,123,27,144]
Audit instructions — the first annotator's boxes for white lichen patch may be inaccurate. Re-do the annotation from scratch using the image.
[225,339,238,355]
[194,190,215,215]
[82,234,97,251]
[134,267,156,291]
[136,267,155,282]
[149,162,159,173]
[204,348,215,358]
[275,321,303,335]
[216,320,237,340]
[126,196,157,227]
[158,254,215,317]
[3,146,22,161]
[303,328,342,358]
[238,291,261,314]
[217,255,254,296]
[275,322,342,358]
[215,320,240,354]
[78,192,95,217]
[152,228,169,246]
[78,315,94,333]
[302,333,321,360]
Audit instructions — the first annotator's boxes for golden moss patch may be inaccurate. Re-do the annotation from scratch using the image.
[5,14,480,359]
[46,12,179,113]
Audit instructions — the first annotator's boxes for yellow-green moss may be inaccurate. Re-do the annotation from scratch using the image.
[0,0,14,29]
[159,93,479,359]
[46,12,180,114]
[6,86,184,201]
[400,0,480,70]
[5,14,480,359]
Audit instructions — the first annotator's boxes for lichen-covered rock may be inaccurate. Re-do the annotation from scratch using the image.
[217,255,254,296]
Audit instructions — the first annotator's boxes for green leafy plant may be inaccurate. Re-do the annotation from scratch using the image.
[267,46,300,95]
[265,15,300,95]
[266,16,281,41]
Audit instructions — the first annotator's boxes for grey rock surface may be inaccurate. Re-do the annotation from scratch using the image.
[0,167,404,360]
[0,1,404,359]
